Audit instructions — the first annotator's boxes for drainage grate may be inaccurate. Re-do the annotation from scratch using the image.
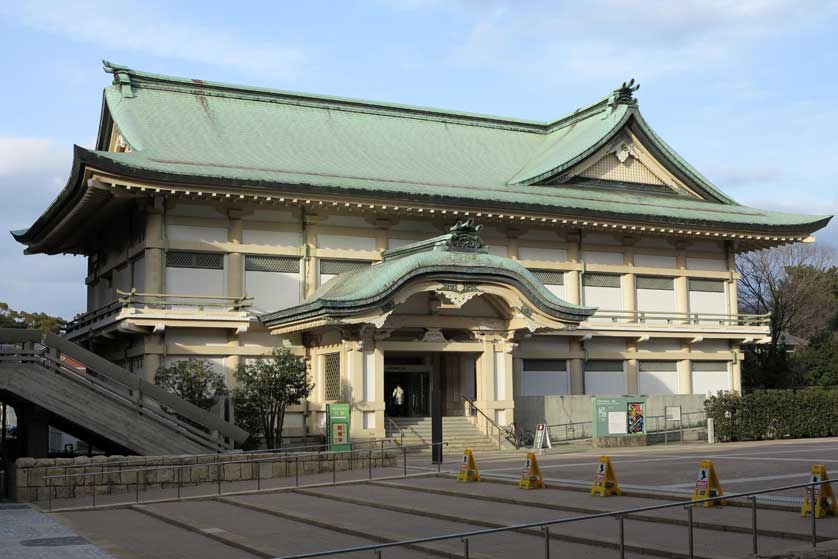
[20,536,89,547]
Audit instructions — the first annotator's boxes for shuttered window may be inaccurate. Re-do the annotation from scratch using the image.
[531,270,565,285]
[582,273,621,288]
[688,279,725,293]
[166,251,223,270]
[639,361,677,372]
[320,259,371,275]
[245,255,300,273]
[636,276,674,290]
[691,361,729,372]
[584,360,624,372]
[324,353,341,401]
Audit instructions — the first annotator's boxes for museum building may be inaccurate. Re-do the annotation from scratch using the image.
[12,63,831,440]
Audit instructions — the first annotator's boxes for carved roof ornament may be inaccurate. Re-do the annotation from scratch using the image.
[447,219,485,251]
[608,78,639,109]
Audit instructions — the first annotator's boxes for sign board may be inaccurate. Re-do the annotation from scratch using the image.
[326,403,351,452]
[692,460,725,507]
[801,465,837,519]
[532,423,552,455]
[519,452,544,490]
[457,449,480,482]
[592,397,647,438]
[665,406,682,422]
[591,455,622,497]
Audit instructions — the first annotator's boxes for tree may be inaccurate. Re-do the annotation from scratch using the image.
[154,359,228,410]
[0,301,64,333]
[737,243,837,388]
[233,348,312,449]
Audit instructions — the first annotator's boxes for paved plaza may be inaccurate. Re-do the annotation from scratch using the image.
[7,438,838,558]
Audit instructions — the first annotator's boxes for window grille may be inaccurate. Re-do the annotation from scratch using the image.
[636,276,674,290]
[523,359,567,372]
[531,270,565,285]
[580,153,665,185]
[691,361,729,372]
[688,279,725,293]
[320,259,371,275]
[582,273,621,288]
[245,255,300,273]
[324,353,341,401]
[166,251,223,270]
[639,361,677,373]
[584,360,624,372]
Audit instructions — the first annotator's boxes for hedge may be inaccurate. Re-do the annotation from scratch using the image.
[705,389,838,441]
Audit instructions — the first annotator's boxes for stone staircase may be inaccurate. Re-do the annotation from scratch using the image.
[386,416,504,452]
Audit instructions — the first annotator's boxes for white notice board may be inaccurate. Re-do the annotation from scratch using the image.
[608,411,626,435]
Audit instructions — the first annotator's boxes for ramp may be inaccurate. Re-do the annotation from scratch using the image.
[0,329,248,456]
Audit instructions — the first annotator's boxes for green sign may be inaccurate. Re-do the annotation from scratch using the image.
[592,397,647,438]
[326,403,351,452]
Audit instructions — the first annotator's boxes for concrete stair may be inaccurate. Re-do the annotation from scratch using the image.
[386,416,503,452]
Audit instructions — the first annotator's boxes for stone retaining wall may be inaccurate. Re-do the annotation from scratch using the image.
[12,449,397,502]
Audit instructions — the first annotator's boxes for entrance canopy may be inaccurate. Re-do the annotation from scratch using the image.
[261,221,595,336]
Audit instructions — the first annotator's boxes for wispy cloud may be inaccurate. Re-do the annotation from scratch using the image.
[450,0,838,81]
[1,0,306,79]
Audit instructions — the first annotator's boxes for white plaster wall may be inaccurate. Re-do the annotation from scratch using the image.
[582,251,624,265]
[692,340,730,352]
[583,285,623,313]
[363,351,375,402]
[634,254,677,268]
[363,411,376,429]
[165,267,225,297]
[637,287,676,315]
[545,284,566,299]
[494,352,506,400]
[247,209,297,222]
[584,337,626,353]
[518,336,570,353]
[634,238,673,249]
[638,370,679,394]
[584,371,627,394]
[691,368,731,395]
[167,204,220,218]
[166,328,229,346]
[521,369,570,396]
[582,233,620,245]
[689,289,728,316]
[686,257,727,271]
[166,225,228,242]
[245,270,301,313]
[387,238,415,249]
[486,244,508,257]
[638,339,681,352]
[317,234,376,251]
[242,229,302,247]
[518,247,568,262]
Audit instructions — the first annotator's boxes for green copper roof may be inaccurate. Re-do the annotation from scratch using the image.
[11,63,832,251]
[261,221,595,328]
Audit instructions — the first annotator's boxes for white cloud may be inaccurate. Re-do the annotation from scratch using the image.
[2,0,306,79]
[0,137,69,179]
[451,0,838,81]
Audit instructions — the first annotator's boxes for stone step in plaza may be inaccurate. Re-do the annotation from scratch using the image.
[6,438,838,559]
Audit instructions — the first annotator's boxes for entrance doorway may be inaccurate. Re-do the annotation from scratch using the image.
[384,355,430,417]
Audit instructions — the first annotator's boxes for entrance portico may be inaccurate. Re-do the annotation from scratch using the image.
[261,220,594,440]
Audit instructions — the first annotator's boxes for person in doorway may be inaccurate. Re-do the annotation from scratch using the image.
[392,383,405,417]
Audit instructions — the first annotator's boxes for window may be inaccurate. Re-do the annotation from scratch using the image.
[583,273,621,288]
[638,361,678,394]
[583,273,622,317]
[583,360,626,394]
[244,256,301,313]
[688,279,727,320]
[319,259,372,286]
[166,251,223,270]
[636,276,676,321]
[531,270,566,299]
[324,353,341,401]
[245,256,300,273]
[165,251,224,297]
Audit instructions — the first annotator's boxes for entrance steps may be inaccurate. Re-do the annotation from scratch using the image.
[386,416,502,452]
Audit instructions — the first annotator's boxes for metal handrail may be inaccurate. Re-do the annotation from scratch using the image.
[117,288,253,310]
[275,477,835,558]
[461,395,505,450]
[384,415,404,446]
[19,438,397,473]
[545,411,707,443]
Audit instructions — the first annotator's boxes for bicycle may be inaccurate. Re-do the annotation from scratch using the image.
[502,422,534,449]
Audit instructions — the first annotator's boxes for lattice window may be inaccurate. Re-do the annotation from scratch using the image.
[691,361,728,372]
[582,273,621,288]
[324,353,341,401]
[166,251,223,270]
[584,360,624,372]
[523,359,567,372]
[245,255,300,273]
[636,276,674,291]
[320,259,371,275]
[688,279,725,293]
[531,270,565,285]
[580,153,665,185]
[639,361,677,373]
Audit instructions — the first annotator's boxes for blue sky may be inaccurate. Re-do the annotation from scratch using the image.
[0,0,836,318]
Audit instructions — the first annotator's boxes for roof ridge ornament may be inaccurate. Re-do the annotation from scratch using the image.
[447,219,485,252]
[608,78,639,110]
[102,60,135,98]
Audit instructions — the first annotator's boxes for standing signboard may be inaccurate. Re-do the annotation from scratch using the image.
[591,397,647,447]
[326,403,351,452]
[532,423,552,455]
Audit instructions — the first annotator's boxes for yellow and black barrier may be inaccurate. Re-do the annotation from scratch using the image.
[519,452,544,489]
[802,465,837,519]
[591,455,621,497]
[457,449,480,482]
[692,460,725,507]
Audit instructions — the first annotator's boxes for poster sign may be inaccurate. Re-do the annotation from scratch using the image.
[627,402,645,434]
[326,403,351,452]
[665,406,682,422]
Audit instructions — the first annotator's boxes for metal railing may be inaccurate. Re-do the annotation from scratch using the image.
[587,309,769,327]
[545,411,707,444]
[0,329,248,451]
[461,395,506,450]
[384,415,405,446]
[42,441,448,511]
[276,477,835,558]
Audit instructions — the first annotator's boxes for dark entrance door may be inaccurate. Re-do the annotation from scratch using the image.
[384,370,429,417]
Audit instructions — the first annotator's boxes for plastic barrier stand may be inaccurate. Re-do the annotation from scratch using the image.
[457,449,480,482]
[519,452,544,490]
[692,459,726,507]
[801,465,837,519]
[591,455,622,497]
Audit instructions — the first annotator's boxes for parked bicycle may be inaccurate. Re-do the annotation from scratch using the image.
[502,422,534,449]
